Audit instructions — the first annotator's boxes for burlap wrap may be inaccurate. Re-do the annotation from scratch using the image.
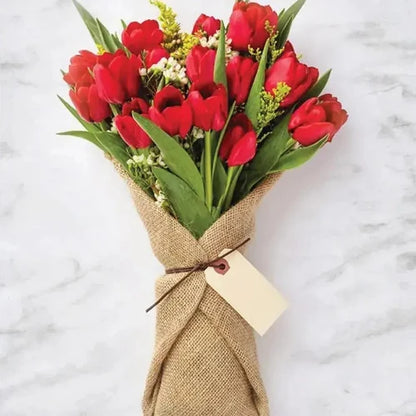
[116,164,280,416]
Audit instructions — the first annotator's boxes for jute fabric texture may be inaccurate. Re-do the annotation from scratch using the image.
[115,163,280,416]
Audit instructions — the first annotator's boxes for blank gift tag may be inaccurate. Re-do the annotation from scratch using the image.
[205,249,288,336]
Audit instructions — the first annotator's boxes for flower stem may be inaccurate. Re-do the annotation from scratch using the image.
[109,104,120,116]
[204,130,213,211]
[214,166,236,218]
[224,165,243,211]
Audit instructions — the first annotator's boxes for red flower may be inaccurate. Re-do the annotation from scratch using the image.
[187,82,228,131]
[115,98,152,148]
[69,84,111,122]
[192,14,221,36]
[228,2,278,51]
[63,50,97,87]
[226,56,258,105]
[186,46,216,85]
[142,47,169,68]
[149,85,192,138]
[121,97,149,116]
[265,42,319,107]
[289,94,348,146]
[219,113,257,166]
[93,52,141,104]
[122,20,164,55]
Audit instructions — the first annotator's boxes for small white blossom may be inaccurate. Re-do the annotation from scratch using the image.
[192,127,205,140]
[148,56,188,86]
[139,68,147,76]
[147,155,154,165]
[199,30,237,62]
[133,154,145,164]
[127,159,134,166]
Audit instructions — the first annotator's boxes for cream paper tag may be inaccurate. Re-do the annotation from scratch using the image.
[205,249,288,336]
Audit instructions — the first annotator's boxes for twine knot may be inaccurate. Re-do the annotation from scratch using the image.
[146,238,250,313]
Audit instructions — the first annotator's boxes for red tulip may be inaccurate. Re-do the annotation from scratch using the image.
[121,97,149,116]
[289,94,348,146]
[94,52,141,104]
[192,14,221,36]
[226,56,258,105]
[219,113,257,166]
[115,98,152,148]
[265,42,319,107]
[122,20,164,55]
[142,47,170,68]
[149,85,192,138]
[187,82,228,131]
[186,46,216,85]
[63,50,97,87]
[114,115,152,149]
[228,2,278,51]
[69,84,111,122]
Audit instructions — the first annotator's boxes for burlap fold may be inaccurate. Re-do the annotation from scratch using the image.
[116,164,280,416]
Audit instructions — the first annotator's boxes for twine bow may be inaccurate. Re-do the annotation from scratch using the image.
[145,238,251,313]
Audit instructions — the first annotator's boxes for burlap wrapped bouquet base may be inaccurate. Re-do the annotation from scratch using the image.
[116,164,280,416]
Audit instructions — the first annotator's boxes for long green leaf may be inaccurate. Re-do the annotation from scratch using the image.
[303,69,332,101]
[214,21,227,91]
[239,113,292,196]
[271,136,328,171]
[57,130,105,150]
[277,0,306,32]
[276,15,294,49]
[153,168,214,239]
[72,0,102,46]
[133,114,204,200]
[96,19,118,52]
[94,132,130,171]
[58,95,101,133]
[245,39,270,130]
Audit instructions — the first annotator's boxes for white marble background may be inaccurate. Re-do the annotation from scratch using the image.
[1,0,415,414]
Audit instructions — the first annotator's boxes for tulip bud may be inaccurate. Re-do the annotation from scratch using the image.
[220,113,257,166]
[265,42,319,107]
[69,84,111,122]
[227,2,278,51]
[289,94,348,146]
[122,20,164,55]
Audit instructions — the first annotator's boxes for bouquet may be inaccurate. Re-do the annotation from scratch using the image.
[59,0,348,414]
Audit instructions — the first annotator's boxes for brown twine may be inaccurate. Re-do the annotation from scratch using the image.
[145,238,251,313]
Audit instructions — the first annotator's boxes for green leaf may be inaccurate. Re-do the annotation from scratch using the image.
[245,39,270,130]
[271,136,328,171]
[214,21,227,91]
[303,69,332,101]
[72,0,102,46]
[153,168,214,239]
[96,19,118,52]
[94,132,130,170]
[277,0,306,33]
[238,113,292,196]
[57,130,105,151]
[276,15,294,49]
[212,159,227,206]
[112,34,124,50]
[57,95,101,133]
[132,114,204,200]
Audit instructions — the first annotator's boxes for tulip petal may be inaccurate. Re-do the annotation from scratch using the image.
[292,122,335,146]
[227,131,257,167]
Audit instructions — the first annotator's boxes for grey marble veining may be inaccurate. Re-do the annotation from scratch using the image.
[0,0,415,415]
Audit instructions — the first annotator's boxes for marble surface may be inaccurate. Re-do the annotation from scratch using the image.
[1,0,415,415]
